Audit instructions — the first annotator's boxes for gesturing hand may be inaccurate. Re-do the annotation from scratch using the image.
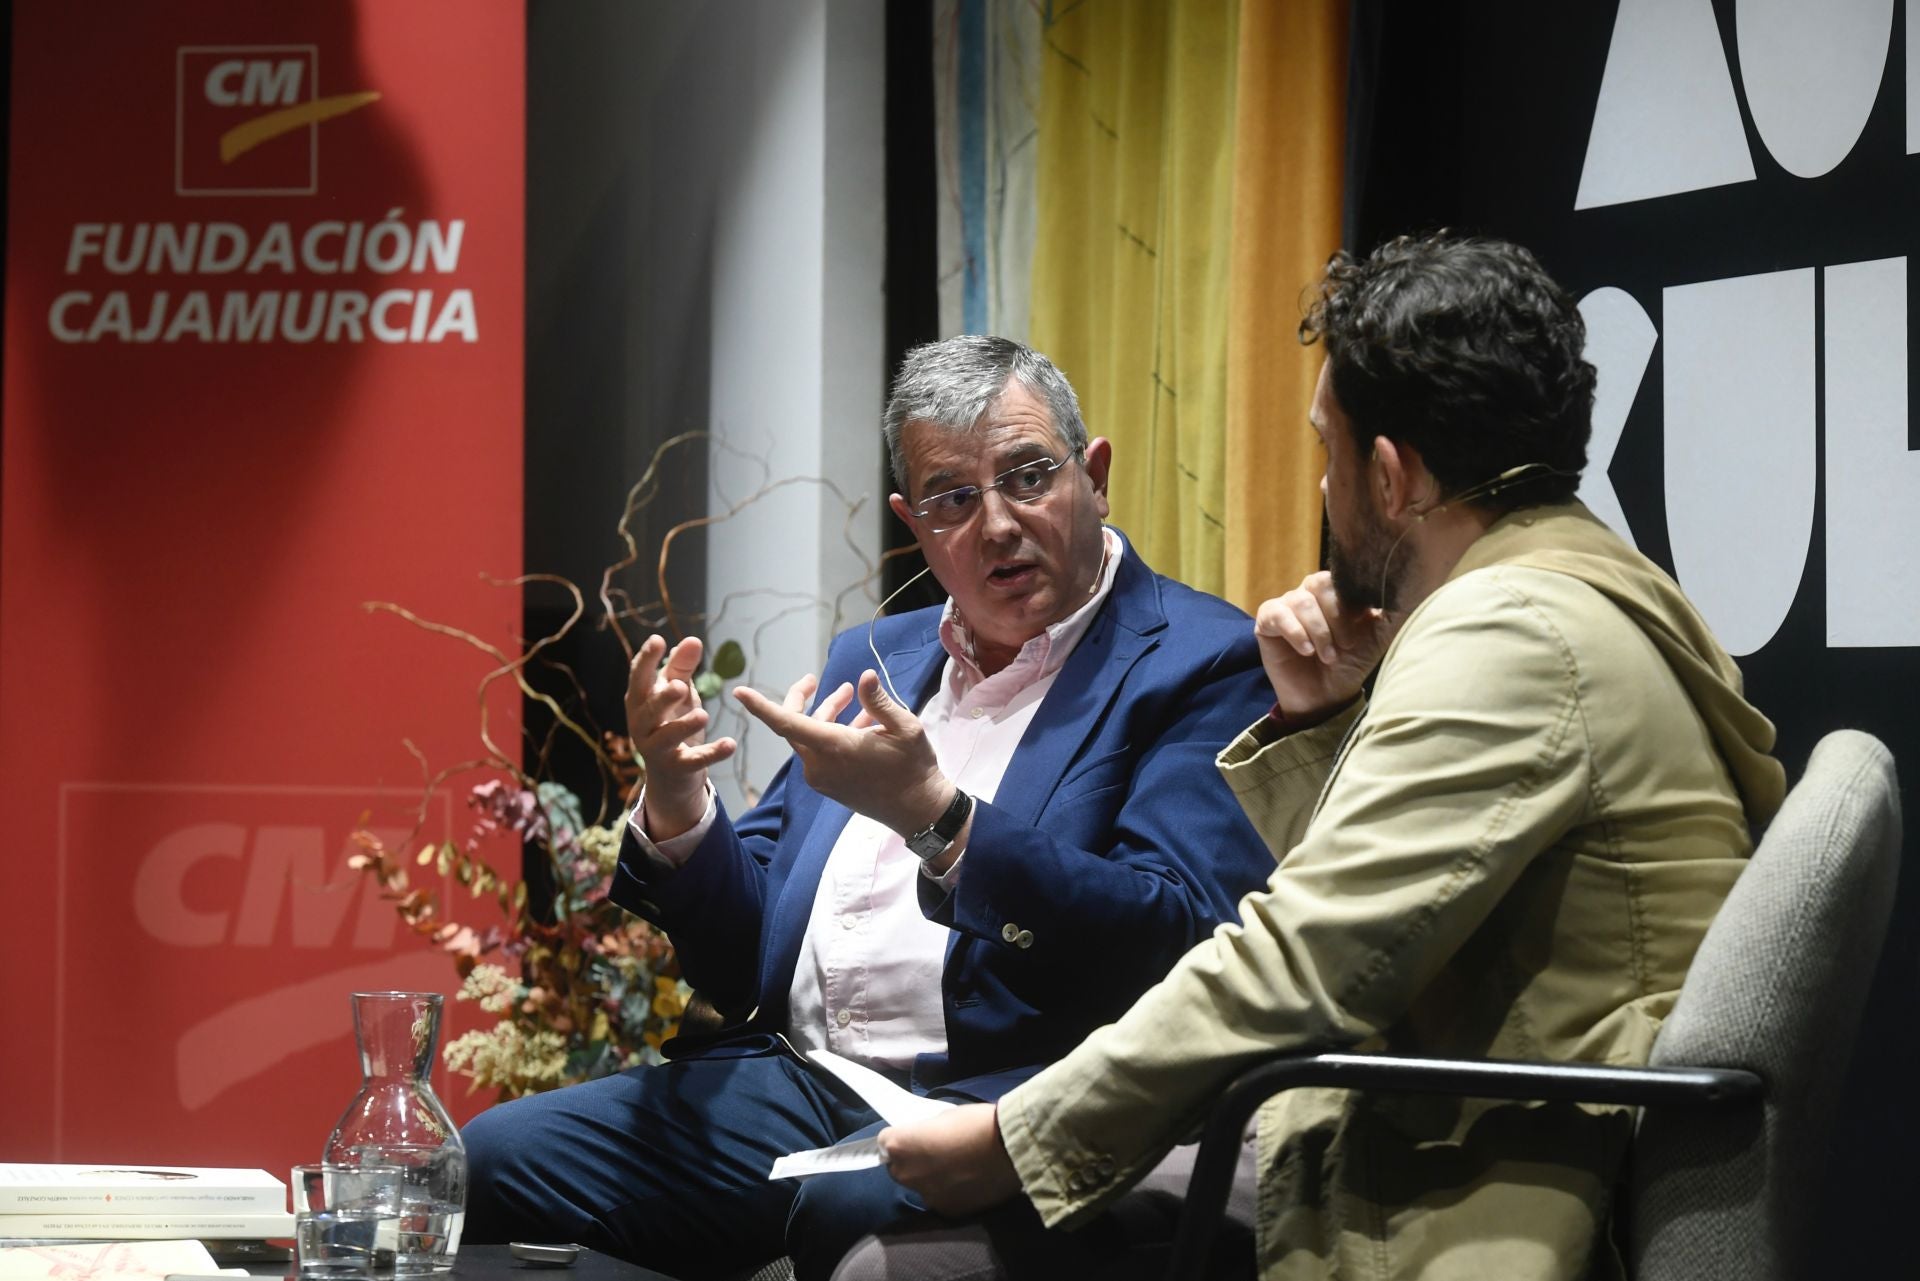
[876,1103,1021,1216]
[1254,570,1401,726]
[626,634,736,840]
[733,668,952,839]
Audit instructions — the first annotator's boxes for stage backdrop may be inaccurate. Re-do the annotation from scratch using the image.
[1,0,524,1178]
[1346,1,1917,1269]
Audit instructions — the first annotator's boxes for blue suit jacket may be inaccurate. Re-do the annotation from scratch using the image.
[611,542,1274,1100]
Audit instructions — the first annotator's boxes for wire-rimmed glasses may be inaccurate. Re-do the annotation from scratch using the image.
[909,453,1080,534]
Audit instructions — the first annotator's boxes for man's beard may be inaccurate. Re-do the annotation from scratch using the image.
[1327,498,1406,613]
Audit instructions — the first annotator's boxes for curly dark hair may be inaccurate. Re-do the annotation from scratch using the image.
[1299,233,1596,511]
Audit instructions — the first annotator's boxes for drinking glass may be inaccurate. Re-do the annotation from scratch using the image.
[292,1163,403,1279]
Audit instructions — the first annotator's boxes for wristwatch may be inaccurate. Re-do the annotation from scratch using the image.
[904,788,973,860]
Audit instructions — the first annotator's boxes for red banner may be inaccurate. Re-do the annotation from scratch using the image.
[2,0,525,1174]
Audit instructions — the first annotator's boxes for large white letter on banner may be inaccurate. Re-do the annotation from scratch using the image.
[1575,0,1754,209]
[1575,286,1657,546]
[1738,0,1892,179]
[1663,269,1816,656]
[1824,257,1920,646]
[1909,0,1920,152]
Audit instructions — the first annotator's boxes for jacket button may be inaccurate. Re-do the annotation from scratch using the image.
[1094,1156,1116,1178]
[1001,922,1020,943]
[1015,929,1034,949]
[1065,1171,1086,1194]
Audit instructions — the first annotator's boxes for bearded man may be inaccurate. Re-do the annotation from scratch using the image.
[867,235,1785,1281]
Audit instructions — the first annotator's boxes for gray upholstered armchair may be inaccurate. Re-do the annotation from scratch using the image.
[1167,729,1901,1281]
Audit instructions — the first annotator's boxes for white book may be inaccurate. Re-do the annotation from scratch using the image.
[0,1168,285,1215]
[0,1211,294,1240]
[0,1240,244,1280]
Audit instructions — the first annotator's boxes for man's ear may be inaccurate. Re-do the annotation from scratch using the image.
[1082,437,1113,518]
[1371,435,1429,521]
[890,493,941,560]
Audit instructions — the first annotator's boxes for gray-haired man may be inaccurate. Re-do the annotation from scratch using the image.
[464,335,1276,1279]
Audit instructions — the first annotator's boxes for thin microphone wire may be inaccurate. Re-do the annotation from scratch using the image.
[868,562,936,704]
[1376,462,1578,610]
[866,528,1110,702]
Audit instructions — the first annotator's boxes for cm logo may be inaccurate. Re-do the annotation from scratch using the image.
[52,783,462,1120]
[175,45,379,197]
[203,57,305,108]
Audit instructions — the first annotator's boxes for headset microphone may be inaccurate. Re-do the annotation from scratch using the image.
[1375,462,1576,610]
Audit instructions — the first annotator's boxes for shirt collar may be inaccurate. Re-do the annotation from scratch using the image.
[937,528,1126,686]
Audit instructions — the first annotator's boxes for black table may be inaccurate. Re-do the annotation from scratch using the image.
[239,1244,679,1281]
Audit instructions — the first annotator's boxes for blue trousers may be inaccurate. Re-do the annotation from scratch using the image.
[463,1048,939,1280]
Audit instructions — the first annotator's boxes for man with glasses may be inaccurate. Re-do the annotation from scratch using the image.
[464,335,1276,1280]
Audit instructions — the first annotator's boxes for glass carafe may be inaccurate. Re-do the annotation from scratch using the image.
[324,991,467,1273]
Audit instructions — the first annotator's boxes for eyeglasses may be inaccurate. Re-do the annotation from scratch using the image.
[909,453,1080,534]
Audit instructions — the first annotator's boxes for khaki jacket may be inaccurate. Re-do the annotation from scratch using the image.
[998,504,1784,1280]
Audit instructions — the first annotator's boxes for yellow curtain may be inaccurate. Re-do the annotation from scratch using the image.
[1029,0,1239,596]
[1030,0,1347,610]
[1224,1,1348,609]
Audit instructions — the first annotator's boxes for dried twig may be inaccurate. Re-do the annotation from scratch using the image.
[599,431,709,659]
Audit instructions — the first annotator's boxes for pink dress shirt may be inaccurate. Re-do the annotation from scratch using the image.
[629,529,1125,1075]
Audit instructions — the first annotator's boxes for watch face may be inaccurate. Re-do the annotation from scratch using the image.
[907,791,970,860]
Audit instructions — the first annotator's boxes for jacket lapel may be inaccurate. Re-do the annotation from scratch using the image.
[988,546,1165,823]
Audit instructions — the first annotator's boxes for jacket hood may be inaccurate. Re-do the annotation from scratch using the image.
[1446,502,1787,825]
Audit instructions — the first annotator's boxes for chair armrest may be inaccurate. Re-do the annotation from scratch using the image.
[1165,1053,1761,1281]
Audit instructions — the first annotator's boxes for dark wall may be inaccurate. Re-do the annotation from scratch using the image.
[1346,2,1916,1269]
[881,0,942,607]
[526,1,943,812]
[525,1,699,821]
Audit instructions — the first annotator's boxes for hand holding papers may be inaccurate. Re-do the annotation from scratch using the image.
[767,1050,955,1181]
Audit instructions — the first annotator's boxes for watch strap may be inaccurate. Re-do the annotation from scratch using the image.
[905,788,972,860]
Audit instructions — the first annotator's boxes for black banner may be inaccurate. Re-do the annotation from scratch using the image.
[1347,1,1917,1264]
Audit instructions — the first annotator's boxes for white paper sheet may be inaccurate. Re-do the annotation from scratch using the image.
[768,1138,887,1181]
[802,1049,955,1126]
[766,1050,957,1180]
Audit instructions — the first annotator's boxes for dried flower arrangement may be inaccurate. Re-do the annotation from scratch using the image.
[347,433,882,1097]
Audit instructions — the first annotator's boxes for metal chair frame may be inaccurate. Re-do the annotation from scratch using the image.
[1166,1053,1763,1281]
